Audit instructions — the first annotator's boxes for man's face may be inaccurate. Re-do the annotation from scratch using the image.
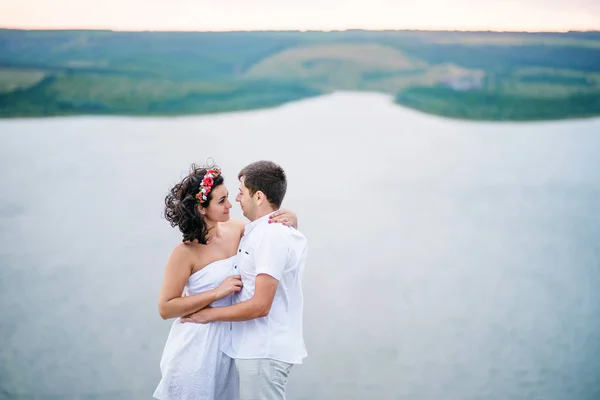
[236,176,257,221]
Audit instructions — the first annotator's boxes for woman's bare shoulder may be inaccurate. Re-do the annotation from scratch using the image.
[221,219,247,236]
[170,241,203,258]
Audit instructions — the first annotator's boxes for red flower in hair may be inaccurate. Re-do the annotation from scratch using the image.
[196,167,221,203]
[202,176,214,187]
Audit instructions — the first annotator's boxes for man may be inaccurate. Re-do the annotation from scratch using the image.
[182,160,308,400]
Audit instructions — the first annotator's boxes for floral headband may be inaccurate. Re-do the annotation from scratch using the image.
[195,168,221,203]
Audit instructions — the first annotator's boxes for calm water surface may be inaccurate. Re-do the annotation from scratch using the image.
[1,93,600,399]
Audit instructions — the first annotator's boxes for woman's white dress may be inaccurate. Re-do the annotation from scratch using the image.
[153,256,239,400]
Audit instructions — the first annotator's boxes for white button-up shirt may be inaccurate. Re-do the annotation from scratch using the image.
[223,212,308,364]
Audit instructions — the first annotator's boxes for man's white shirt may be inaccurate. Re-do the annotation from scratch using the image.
[222,212,308,364]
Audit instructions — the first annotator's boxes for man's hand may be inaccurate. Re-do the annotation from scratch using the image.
[181,307,214,324]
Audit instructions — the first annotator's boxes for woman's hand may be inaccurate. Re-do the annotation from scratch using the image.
[269,209,298,228]
[214,275,243,300]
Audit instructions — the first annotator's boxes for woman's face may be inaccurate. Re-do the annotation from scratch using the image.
[201,184,232,222]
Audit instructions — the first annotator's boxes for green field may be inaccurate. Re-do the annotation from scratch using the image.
[1,29,600,120]
[0,69,46,93]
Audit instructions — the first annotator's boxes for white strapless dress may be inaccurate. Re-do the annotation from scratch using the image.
[153,256,239,400]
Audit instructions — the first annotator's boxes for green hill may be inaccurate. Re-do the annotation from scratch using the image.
[1,29,600,120]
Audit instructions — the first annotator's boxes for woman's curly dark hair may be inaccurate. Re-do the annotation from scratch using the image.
[164,163,225,244]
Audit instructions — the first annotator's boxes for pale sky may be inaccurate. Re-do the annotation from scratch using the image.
[0,0,599,32]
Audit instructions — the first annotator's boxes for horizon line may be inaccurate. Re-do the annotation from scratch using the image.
[1,26,599,34]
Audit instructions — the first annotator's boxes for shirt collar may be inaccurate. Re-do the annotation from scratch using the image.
[243,210,278,236]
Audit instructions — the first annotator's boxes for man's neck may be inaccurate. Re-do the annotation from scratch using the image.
[251,207,277,222]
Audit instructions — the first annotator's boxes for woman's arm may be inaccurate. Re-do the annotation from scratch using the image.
[231,209,299,230]
[269,208,298,228]
[157,244,242,320]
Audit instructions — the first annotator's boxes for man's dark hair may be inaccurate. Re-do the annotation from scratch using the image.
[238,160,287,208]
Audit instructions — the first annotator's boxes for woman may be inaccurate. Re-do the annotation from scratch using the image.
[153,164,297,400]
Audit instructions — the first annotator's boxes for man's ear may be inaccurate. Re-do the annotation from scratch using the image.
[255,190,265,205]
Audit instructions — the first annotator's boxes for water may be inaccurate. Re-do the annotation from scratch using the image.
[1,92,599,400]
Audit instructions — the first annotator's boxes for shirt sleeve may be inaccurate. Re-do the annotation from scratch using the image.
[254,226,290,281]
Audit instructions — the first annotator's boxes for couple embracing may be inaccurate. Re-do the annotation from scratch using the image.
[153,160,308,400]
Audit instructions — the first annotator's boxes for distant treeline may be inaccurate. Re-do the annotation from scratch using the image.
[1,29,600,120]
[395,87,600,121]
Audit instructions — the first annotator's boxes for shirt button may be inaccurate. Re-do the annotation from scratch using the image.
[238,249,241,252]
[234,266,237,269]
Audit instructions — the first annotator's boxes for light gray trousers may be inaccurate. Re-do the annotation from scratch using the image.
[235,358,293,400]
